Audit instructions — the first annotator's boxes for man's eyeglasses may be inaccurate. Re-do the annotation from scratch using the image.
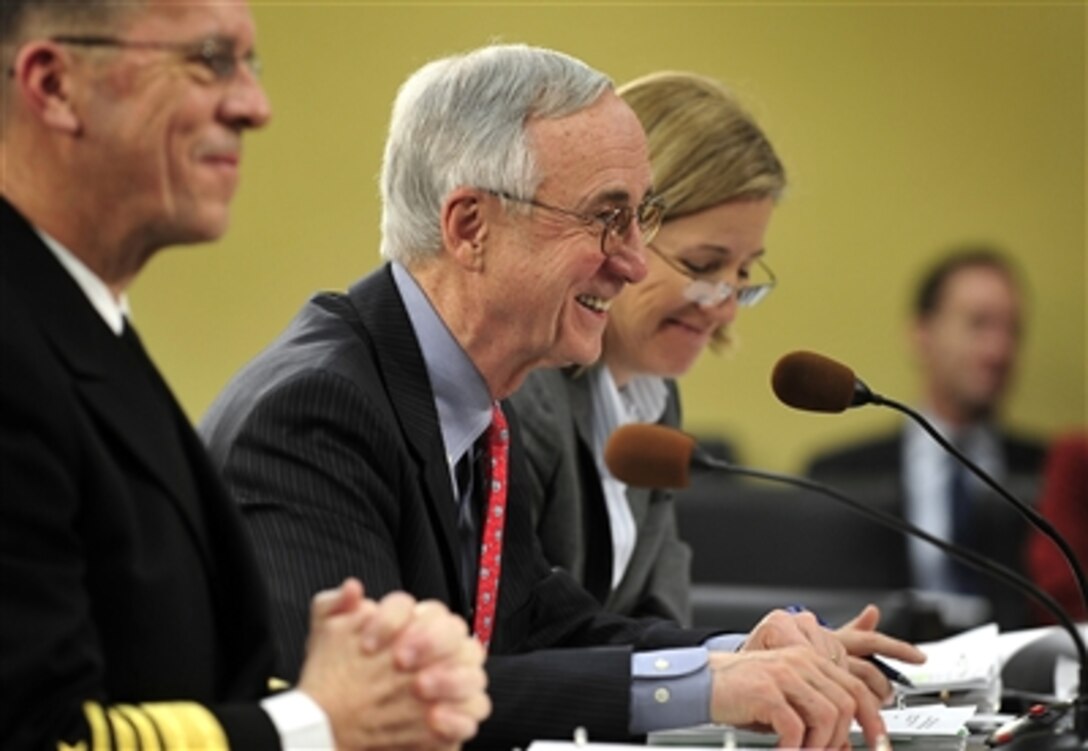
[49,35,261,85]
[483,189,666,257]
[648,242,777,308]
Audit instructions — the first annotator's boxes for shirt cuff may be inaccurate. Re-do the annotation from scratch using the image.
[260,689,335,750]
[629,647,712,734]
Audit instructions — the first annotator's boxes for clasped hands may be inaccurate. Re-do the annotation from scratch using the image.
[710,604,926,750]
[298,578,491,751]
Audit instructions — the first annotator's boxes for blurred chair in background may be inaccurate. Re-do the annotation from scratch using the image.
[674,476,991,641]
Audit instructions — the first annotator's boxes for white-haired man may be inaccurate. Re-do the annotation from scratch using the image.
[203,43,920,751]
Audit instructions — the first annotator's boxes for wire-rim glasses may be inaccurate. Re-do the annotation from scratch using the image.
[648,242,777,308]
[483,189,666,256]
[49,35,261,84]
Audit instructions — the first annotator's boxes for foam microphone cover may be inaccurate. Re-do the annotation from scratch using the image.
[771,351,858,413]
[604,423,696,488]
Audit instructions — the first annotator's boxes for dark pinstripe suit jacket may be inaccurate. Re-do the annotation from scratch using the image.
[0,198,278,749]
[201,265,713,749]
[511,367,692,624]
[806,429,1046,628]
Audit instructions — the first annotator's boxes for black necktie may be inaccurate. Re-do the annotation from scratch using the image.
[455,440,484,608]
[948,454,977,592]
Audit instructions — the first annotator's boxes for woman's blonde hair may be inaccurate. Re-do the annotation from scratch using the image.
[619,71,785,220]
[618,72,786,350]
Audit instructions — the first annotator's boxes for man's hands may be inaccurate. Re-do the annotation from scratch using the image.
[723,603,926,748]
[743,604,925,702]
[708,647,889,750]
[836,604,926,699]
[743,608,849,664]
[297,578,490,750]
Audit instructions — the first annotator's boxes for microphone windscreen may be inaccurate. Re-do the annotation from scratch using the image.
[772,351,858,413]
[604,424,696,488]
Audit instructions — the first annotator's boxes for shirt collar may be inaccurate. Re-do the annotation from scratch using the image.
[589,366,669,479]
[620,374,669,424]
[391,262,492,468]
[911,409,996,451]
[35,227,130,335]
[904,410,1002,475]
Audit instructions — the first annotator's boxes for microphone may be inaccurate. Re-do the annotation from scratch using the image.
[770,350,882,412]
[606,423,1088,749]
[770,350,1088,749]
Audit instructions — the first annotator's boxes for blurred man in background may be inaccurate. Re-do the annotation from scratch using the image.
[807,246,1046,630]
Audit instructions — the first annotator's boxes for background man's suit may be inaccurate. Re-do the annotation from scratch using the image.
[0,198,279,748]
[201,265,713,749]
[512,367,692,624]
[806,430,1046,628]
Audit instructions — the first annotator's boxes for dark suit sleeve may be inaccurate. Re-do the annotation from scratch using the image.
[476,648,634,748]
[214,369,417,679]
[0,302,277,750]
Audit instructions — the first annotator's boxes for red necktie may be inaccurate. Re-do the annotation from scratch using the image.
[473,403,509,651]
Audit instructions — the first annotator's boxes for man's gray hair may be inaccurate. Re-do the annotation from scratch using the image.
[1,1,138,46]
[1,1,141,132]
[379,43,612,264]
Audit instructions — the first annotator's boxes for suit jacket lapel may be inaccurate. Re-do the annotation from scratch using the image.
[344,267,466,611]
[567,370,614,600]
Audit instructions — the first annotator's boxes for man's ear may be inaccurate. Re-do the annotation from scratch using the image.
[441,187,489,271]
[11,41,82,134]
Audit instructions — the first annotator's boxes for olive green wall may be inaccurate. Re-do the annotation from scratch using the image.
[132,1,1086,473]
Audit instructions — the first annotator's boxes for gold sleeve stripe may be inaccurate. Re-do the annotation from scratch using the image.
[82,702,111,750]
[104,707,138,750]
[74,700,227,750]
[116,704,163,750]
[140,703,227,751]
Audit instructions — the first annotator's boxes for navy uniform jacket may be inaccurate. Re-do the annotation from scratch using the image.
[0,198,279,749]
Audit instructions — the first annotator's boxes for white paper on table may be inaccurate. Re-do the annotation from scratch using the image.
[871,704,976,737]
[883,622,1000,692]
[1056,655,1079,700]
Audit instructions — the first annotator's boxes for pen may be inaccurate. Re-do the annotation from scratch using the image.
[784,604,915,688]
